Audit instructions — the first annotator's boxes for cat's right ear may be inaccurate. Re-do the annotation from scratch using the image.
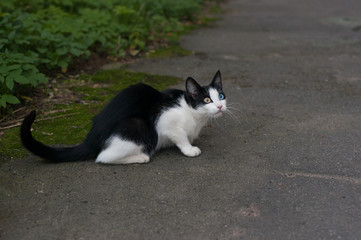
[186,77,202,99]
[210,70,222,90]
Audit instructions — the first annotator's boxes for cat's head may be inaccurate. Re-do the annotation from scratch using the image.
[185,70,227,118]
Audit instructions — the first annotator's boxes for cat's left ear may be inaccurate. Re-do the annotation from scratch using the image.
[210,70,222,90]
[186,77,202,99]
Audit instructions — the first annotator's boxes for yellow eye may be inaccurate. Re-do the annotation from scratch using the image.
[204,97,212,103]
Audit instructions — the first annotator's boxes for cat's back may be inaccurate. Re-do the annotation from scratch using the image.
[114,83,162,108]
[98,83,162,118]
[86,84,163,138]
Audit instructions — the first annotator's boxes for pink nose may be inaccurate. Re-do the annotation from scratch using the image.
[217,105,222,109]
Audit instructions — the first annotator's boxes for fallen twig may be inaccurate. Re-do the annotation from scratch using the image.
[1,122,22,130]
[42,109,71,116]
[35,112,80,123]
[0,112,80,130]
[0,107,26,123]
[0,109,71,128]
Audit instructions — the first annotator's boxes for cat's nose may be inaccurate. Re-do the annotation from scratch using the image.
[217,105,222,109]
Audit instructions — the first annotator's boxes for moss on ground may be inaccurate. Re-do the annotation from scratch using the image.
[0,70,179,159]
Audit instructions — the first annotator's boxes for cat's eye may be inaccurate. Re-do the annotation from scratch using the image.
[219,93,225,100]
[204,97,212,103]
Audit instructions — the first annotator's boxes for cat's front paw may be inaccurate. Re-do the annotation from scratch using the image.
[181,146,201,157]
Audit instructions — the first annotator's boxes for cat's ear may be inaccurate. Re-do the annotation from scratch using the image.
[210,70,222,90]
[186,77,202,99]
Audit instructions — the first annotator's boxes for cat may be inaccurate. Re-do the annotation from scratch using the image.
[20,70,227,164]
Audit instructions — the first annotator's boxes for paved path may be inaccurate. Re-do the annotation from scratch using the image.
[1,0,361,239]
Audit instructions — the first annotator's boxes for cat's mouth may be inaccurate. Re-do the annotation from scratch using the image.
[214,111,223,117]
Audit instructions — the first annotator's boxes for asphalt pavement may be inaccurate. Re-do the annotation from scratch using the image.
[1,0,361,239]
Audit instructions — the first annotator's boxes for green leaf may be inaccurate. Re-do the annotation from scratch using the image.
[113,6,136,16]
[5,76,14,90]
[9,68,22,78]
[14,75,29,84]
[36,73,48,83]
[69,48,83,56]
[6,64,21,71]
[0,65,8,75]
[3,94,20,104]
[15,39,30,45]
[8,30,16,39]
[0,98,6,108]
[56,47,68,56]
[58,60,68,69]
[22,64,36,71]
[7,53,25,59]
[0,38,8,44]
[40,59,51,64]
[37,47,47,54]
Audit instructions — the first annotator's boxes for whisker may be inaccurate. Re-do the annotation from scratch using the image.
[225,106,256,130]
[226,102,241,106]
[207,115,212,126]
[225,109,241,124]
[227,106,242,113]
[212,115,221,128]
[226,103,242,109]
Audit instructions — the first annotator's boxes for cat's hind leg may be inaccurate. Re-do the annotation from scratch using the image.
[95,136,150,164]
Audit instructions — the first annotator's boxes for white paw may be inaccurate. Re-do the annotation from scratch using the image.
[137,154,150,163]
[124,154,150,164]
[181,146,201,157]
[96,154,150,164]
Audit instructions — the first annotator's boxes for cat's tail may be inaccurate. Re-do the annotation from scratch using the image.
[20,110,96,162]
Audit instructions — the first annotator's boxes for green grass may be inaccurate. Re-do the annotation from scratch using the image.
[0,70,179,159]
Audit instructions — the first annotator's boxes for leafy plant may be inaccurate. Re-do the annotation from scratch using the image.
[0,0,207,110]
[0,50,47,108]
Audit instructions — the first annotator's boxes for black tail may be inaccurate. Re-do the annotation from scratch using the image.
[20,110,96,162]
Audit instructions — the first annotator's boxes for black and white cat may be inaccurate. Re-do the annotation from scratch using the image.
[20,71,227,164]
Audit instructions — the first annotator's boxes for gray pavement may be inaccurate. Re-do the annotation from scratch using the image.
[1,0,361,239]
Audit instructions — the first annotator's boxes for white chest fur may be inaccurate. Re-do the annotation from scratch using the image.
[155,97,207,150]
